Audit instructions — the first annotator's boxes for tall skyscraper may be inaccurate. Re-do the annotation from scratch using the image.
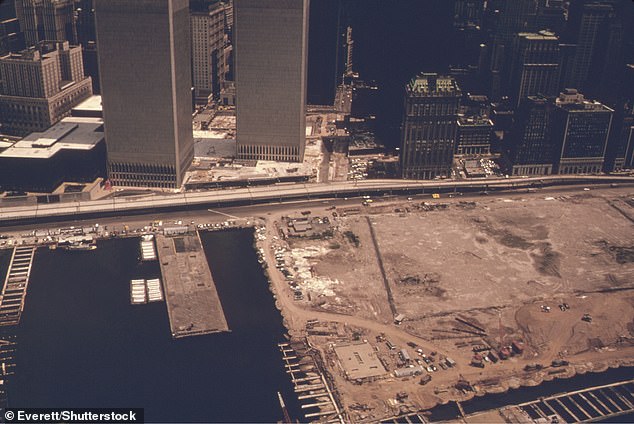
[76,0,96,47]
[400,73,461,180]
[551,89,613,174]
[191,1,231,103]
[534,0,566,35]
[234,0,309,162]
[487,0,538,99]
[95,0,194,188]
[510,95,556,176]
[15,0,77,47]
[0,41,92,135]
[508,31,560,107]
[567,2,621,103]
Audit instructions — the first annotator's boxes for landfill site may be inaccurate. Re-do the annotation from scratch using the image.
[257,187,634,422]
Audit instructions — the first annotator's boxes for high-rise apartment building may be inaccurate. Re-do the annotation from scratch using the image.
[191,1,231,103]
[551,89,613,174]
[15,0,77,47]
[510,95,555,176]
[400,73,461,179]
[234,0,309,162]
[509,31,560,107]
[0,40,92,135]
[95,0,194,188]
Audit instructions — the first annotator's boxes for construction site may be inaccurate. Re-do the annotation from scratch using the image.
[257,187,634,422]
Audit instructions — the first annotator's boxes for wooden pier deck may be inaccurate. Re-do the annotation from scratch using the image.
[514,379,634,423]
[462,378,634,423]
[0,246,36,326]
[279,342,345,424]
[156,233,229,338]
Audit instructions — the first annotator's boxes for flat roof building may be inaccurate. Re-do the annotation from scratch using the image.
[456,115,492,156]
[0,116,106,192]
[552,89,613,175]
[71,94,102,118]
[234,0,309,162]
[334,342,386,382]
[95,0,194,188]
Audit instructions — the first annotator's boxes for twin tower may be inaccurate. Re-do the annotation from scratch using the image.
[95,0,309,188]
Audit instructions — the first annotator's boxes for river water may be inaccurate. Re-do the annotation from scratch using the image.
[8,229,303,423]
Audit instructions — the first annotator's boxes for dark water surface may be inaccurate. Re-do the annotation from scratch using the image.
[10,230,302,423]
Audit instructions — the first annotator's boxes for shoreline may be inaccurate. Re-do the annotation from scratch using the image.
[250,222,634,420]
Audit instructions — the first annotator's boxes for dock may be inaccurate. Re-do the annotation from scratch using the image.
[0,246,37,326]
[156,233,228,338]
[464,378,634,423]
[146,278,163,302]
[279,340,345,423]
[140,236,157,261]
[130,279,146,304]
[512,378,634,423]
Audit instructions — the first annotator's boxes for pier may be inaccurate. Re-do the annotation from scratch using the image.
[146,278,163,302]
[279,341,345,424]
[140,236,157,261]
[461,378,634,423]
[512,379,634,423]
[156,233,228,338]
[0,246,37,326]
[130,279,146,305]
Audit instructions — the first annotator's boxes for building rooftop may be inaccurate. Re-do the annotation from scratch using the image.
[517,30,558,40]
[0,117,104,159]
[0,40,76,63]
[407,73,461,96]
[458,116,494,126]
[71,95,103,115]
[334,342,386,380]
[555,89,613,112]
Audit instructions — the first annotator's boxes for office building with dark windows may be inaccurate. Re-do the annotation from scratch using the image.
[456,115,492,156]
[510,95,555,176]
[508,31,560,108]
[400,73,461,179]
[551,89,613,175]
[95,0,194,188]
[191,1,232,104]
[234,0,309,162]
[15,0,77,47]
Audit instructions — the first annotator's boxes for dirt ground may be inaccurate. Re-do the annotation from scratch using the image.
[267,188,634,421]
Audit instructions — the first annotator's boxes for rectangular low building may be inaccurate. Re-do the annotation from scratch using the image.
[0,117,106,193]
[334,342,386,382]
[71,95,103,118]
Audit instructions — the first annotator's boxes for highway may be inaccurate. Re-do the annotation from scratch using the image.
[1,175,633,224]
